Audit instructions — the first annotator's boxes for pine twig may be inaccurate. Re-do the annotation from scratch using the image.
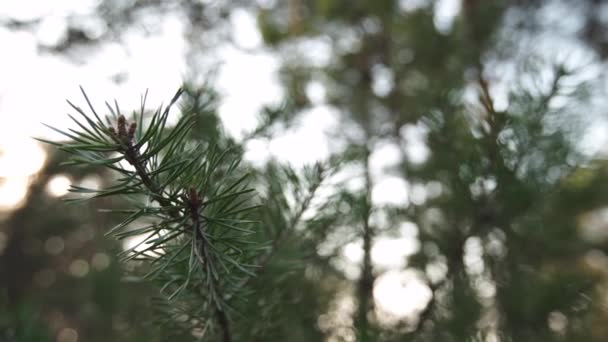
[110,115,234,342]
[41,88,254,341]
[231,163,326,294]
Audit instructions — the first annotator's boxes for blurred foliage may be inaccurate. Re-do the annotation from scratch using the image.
[2,0,608,342]
[0,148,160,341]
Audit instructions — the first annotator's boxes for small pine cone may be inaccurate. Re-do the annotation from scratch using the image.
[128,122,137,141]
[117,115,127,138]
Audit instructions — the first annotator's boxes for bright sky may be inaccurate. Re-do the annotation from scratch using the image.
[0,0,467,205]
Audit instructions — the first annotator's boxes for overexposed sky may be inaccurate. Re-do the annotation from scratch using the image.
[0,0,470,208]
[0,3,312,202]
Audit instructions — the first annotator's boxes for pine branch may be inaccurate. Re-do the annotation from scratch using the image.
[230,162,328,296]
[186,188,233,342]
[261,163,325,265]
[107,109,234,340]
[40,88,259,341]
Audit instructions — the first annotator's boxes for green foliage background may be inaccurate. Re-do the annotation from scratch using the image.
[3,0,608,341]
